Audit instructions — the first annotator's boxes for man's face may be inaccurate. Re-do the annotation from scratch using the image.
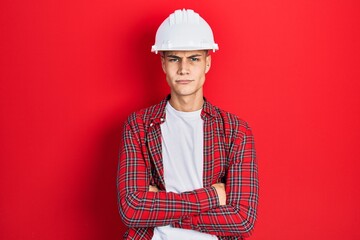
[161,50,211,99]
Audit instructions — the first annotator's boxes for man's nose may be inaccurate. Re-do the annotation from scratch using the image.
[177,61,190,75]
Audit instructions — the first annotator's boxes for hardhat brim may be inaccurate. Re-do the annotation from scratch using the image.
[151,44,219,54]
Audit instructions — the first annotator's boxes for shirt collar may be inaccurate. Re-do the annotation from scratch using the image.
[150,94,218,122]
[202,97,218,119]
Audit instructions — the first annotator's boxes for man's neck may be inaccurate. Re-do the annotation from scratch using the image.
[169,93,204,112]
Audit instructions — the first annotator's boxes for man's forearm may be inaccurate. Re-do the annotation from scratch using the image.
[172,204,257,237]
[119,186,220,228]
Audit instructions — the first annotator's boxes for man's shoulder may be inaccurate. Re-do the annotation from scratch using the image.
[125,100,165,126]
[211,105,254,146]
[211,104,250,130]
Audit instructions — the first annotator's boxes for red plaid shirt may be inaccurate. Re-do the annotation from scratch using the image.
[118,96,258,239]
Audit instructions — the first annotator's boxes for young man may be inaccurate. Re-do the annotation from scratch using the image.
[118,9,258,240]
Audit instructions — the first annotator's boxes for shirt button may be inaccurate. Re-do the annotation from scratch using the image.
[150,123,154,127]
[160,118,164,122]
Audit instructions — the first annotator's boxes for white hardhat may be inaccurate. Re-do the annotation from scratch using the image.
[151,9,219,54]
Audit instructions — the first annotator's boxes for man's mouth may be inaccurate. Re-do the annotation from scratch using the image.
[176,79,193,84]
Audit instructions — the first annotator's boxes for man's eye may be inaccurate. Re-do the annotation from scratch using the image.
[169,58,179,62]
[190,57,200,61]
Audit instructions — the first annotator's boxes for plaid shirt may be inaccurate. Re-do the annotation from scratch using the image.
[118,96,258,239]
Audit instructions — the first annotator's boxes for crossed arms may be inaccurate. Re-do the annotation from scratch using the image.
[117,116,258,237]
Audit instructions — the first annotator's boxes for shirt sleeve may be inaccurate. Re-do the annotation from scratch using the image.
[117,119,220,228]
[171,125,259,237]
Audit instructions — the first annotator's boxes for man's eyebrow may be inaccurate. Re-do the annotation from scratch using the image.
[187,54,202,58]
[166,55,181,58]
[165,54,203,58]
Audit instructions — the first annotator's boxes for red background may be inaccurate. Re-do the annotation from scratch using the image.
[1,0,359,239]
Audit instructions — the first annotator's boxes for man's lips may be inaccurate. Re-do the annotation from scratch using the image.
[176,80,193,84]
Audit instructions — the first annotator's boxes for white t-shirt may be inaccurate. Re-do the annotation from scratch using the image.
[152,102,218,240]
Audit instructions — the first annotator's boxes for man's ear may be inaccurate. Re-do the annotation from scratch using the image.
[205,54,211,74]
[160,53,166,73]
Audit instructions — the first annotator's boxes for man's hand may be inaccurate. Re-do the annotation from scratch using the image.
[149,185,159,192]
[212,183,226,205]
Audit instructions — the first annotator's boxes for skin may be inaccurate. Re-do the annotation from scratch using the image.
[148,50,226,206]
[161,50,211,112]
